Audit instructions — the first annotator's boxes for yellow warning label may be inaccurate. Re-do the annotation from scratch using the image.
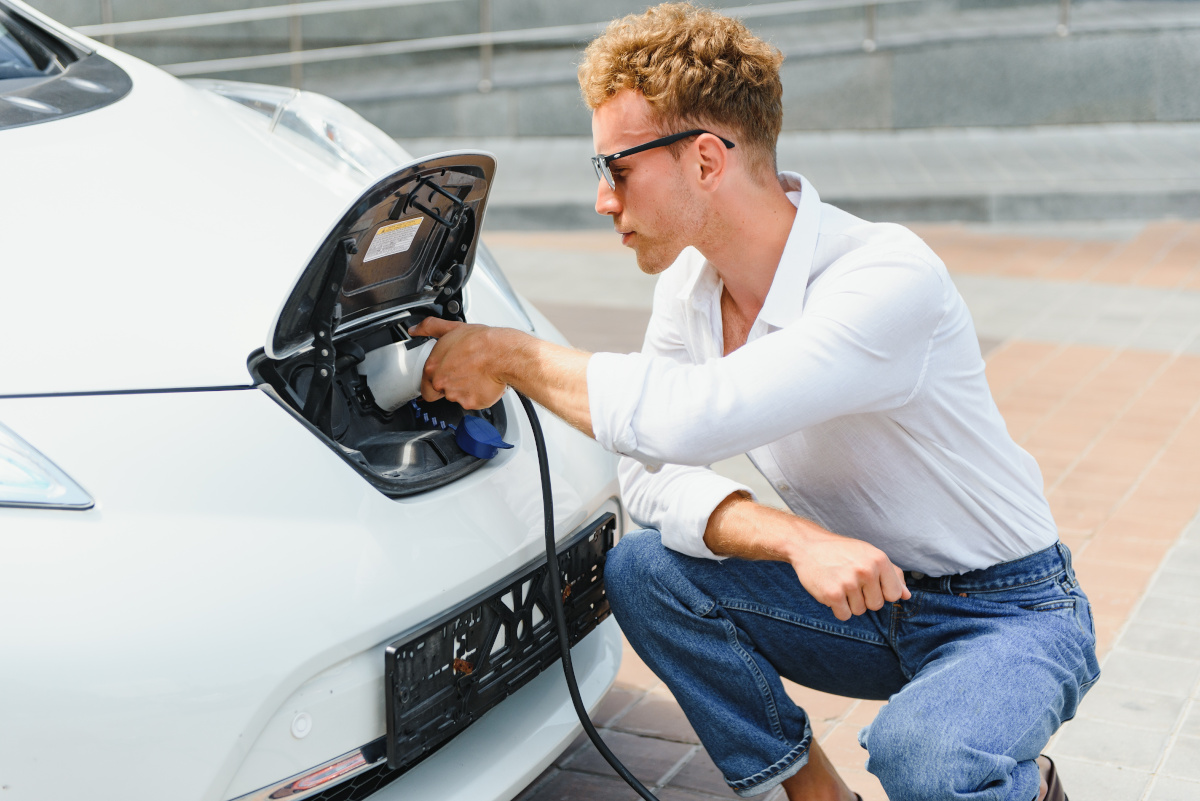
[364,217,423,262]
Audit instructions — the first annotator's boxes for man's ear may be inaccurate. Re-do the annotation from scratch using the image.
[694,132,728,192]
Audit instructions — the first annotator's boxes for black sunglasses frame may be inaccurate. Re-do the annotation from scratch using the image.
[591,129,736,189]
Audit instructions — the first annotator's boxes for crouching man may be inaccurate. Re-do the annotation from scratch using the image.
[411,4,1099,799]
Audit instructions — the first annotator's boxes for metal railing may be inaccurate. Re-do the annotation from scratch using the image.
[74,0,1183,93]
[75,0,954,86]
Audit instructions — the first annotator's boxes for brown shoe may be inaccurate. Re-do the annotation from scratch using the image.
[1041,755,1068,801]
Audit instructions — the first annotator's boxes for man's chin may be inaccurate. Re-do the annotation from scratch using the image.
[633,241,684,275]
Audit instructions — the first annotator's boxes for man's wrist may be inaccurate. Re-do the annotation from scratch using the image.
[490,327,531,390]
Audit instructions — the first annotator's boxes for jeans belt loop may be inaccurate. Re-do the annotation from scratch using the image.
[1055,540,1076,586]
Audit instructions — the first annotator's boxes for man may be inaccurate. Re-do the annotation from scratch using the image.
[411,4,1099,799]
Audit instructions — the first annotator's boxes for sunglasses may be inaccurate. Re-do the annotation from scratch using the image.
[591,129,736,189]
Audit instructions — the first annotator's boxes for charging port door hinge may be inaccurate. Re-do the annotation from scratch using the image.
[301,236,357,434]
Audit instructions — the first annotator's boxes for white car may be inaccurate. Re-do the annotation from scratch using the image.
[0,2,623,799]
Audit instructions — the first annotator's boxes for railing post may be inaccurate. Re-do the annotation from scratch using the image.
[479,0,493,92]
[1057,0,1071,37]
[862,2,877,53]
[98,0,115,46]
[289,0,304,87]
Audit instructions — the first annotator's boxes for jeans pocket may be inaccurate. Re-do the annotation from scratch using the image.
[976,577,1098,642]
[1067,585,1098,645]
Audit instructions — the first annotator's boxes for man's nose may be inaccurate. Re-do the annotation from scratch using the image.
[595,178,621,217]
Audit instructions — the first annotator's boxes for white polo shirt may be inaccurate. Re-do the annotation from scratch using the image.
[586,173,1058,576]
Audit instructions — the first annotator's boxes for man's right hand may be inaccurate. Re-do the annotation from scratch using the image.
[704,492,911,621]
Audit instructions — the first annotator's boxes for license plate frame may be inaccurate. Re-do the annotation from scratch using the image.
[384,512,615,771]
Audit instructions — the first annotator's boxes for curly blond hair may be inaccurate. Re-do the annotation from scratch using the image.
[578,3,784,178]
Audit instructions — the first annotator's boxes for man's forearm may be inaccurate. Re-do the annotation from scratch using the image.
[704,491,818,563]
[491,328,594,438]
[704,491,911,620]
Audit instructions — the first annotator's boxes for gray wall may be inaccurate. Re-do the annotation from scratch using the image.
[26,0,1200,137]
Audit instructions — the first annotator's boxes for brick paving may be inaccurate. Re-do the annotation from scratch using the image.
[488,221,1200,801]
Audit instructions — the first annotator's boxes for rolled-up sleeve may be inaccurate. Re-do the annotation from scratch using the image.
[587,350,654,460]
[618,456,753,560]
[598,268,752,559]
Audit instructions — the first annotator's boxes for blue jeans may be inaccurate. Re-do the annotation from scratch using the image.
[605,531,1101,800]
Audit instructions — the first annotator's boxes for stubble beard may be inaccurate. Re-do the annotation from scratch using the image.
[633,238,682,275]
[628,188,706,276]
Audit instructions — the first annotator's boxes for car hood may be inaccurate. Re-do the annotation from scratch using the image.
[0,46,395,396]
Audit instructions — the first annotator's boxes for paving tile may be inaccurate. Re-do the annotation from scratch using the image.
[817,701,882,772]
[1073,682,1189,730]
[1161,735,1200,781]
[561,729,695,785]
[1077,533,1173,570]
[1072,560,1153,619]
[1040,756,1151,801]
[1135,595,1200,631]
[1098,513,1187,544]
[1181,704,1200,739]
[838,766,888,801]
[1097,650,1200,697]
[664,749,740,799]
[593,685,642,728]
[1119,495,1200,529]
[779,681,858,728]
[1093,612,1125,658]
[611,689,701,744]
[1147,775,1200,801]
[516,768,642,801]
[1150,571,1200,600]
[617,637,663,692]
[1052,718,1170,770]
[654,787,736,801]
[1184,514,1200,537]
[1119,622,1200,661]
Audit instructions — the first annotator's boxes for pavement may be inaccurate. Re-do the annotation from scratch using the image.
[470,215,1200,801]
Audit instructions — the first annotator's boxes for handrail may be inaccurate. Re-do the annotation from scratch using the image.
[141,0,927,77]
[70,0,1088,81]
[75,0,462,37]
[161,21,609,76]
[76,0,918,37]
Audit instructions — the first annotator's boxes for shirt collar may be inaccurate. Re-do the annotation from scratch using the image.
[757,171,821,329]
[674,172,822,329]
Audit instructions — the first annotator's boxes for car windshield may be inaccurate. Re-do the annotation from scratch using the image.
[0,10,61,83]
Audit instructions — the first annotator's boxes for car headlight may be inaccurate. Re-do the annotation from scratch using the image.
[0,422,93,510]
[185,78,410,179]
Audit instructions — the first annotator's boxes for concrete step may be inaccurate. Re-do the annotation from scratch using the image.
[400,122,1200,228]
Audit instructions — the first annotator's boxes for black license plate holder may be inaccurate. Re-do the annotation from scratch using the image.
[384,512,615,770]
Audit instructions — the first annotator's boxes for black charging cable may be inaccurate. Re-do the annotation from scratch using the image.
[516,391,662,801]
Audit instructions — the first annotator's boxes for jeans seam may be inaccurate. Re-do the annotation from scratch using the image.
[720,600,888,647]
[1024,600,1076,612]
[727,733,812,794]
[721,617,787,741]
[956,568,1067,595]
